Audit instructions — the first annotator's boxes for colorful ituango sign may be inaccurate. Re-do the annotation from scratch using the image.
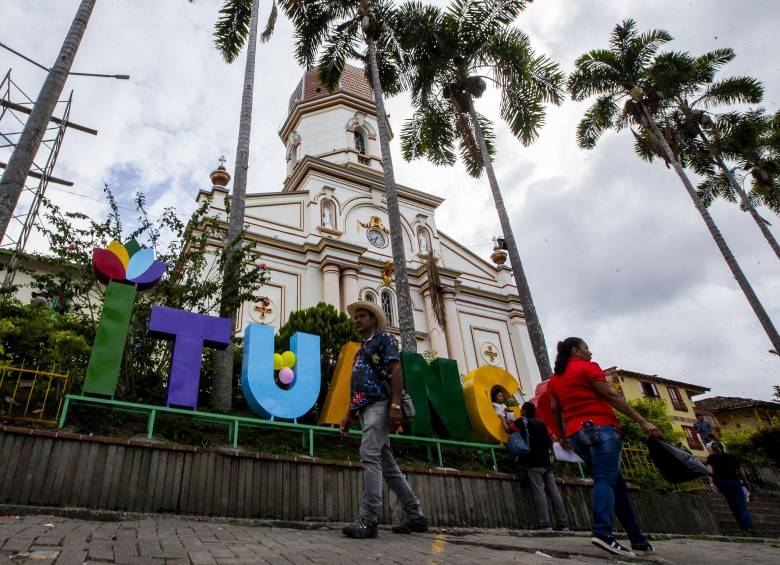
[82,242,523,443]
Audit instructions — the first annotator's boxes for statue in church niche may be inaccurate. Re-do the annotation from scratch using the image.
[417,228,430,254]
[321,200,335,229]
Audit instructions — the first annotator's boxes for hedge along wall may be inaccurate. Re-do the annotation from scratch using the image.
[0,427,720,534]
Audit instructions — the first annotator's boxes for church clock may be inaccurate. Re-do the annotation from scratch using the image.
[366,227,387,248]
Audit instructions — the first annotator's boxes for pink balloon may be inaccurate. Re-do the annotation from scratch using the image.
[278,367,295,385]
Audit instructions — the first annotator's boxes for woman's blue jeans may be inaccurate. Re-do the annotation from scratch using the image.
[570,425,648,545]
[714,478,753,531]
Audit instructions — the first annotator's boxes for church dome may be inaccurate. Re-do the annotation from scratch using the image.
[287,65,374,114]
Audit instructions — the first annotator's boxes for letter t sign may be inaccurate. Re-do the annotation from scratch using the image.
[148,306,232,409]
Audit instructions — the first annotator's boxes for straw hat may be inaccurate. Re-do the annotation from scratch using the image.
[346,300,387,332]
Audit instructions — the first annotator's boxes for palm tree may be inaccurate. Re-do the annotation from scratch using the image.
[709,109,780,214]
[679,110,780,261]
[206,0,278,412]
[396,0,564,378]
[0,0,96,239]
[278,0,418,352]
[625,53,780,261]
[568,19,780,355]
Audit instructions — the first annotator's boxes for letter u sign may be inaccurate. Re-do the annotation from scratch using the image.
[241,323,321,420]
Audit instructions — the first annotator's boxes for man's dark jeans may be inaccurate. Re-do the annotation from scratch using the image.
[714,478,753,531]
[570,424,648,545]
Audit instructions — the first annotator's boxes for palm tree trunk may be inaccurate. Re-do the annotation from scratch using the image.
[213,0,260,412]
[642,106,780,354]
[0,0,95,238]
[366,36,417,352]
[697,129,780,261]
[466,96,552,379]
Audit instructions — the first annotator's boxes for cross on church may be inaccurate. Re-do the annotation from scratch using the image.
[218,155,227,167]
[253,300,272,321]
[483,344,498,363]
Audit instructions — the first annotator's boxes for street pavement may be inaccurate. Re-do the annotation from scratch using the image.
[1,514,779,564]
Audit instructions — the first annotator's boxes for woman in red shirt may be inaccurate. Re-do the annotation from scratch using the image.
[549,338,660,558]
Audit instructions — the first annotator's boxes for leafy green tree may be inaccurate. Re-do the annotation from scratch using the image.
[396,0,564,378]
[24,185,269,405]
[568,19,780,356]
[773,385,780,402]
[278,0,419,353]
[721,427,775,467]
[0,300,92,383]
[616,398,682,445]
[275,302,359,417]
[750,426,780,467]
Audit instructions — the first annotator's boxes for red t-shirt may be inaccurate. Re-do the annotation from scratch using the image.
[548,357,620,438]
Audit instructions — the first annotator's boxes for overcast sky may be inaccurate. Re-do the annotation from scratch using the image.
[2,1,778,401]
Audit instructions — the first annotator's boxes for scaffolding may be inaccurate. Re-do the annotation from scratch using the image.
[0,68,96,289]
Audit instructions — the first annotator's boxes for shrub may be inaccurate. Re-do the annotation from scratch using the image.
[721,427,775,467]
[616,397,683,444]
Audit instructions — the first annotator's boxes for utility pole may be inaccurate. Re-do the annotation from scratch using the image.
[0,0,96,238]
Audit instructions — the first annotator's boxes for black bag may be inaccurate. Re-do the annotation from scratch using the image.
[646,436,711,483]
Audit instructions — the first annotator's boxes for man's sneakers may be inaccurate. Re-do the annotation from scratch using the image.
[590,535,636,557]
[632,541,655,554]
[391,516,429,534]
[342,518,378,539]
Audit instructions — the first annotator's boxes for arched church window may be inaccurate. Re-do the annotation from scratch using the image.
[417,227,431,254]
[364,291,376,303]
[381,290,394,327]
[354,131,366,155]
[321,199,336,229]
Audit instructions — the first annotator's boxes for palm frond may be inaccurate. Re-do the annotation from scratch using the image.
[700,76,764,107]
[567,50,623,101]
[401,98,457,166]
[214,0,253,63]
[260,1,278,43]
[575,95,618,149]
[317,18,360,91]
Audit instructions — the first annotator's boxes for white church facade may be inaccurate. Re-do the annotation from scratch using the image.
[199,67,541,396]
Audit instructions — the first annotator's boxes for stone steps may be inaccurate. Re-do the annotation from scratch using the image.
[708,494,780,537]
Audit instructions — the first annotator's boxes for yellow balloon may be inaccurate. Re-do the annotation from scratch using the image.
[282,350,296,368]
[273,353,284,371]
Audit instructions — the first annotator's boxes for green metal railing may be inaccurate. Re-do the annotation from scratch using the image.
[58,394,502,470]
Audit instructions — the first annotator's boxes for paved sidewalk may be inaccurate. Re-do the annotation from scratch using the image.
[1,514,779,564]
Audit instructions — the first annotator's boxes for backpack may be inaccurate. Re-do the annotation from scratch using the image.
[506,417,531,458]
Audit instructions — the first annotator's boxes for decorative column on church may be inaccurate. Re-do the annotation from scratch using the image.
[422,289,449,360]
[341,267,359,309]
[442,290,467,374]
[321,263,341,309]
[508,313,540,393]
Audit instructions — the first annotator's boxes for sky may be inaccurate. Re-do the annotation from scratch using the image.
[1,0,778,401]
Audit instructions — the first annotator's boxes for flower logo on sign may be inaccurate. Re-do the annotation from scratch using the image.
[92,239,165,290]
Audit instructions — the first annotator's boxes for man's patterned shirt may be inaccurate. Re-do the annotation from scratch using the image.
[349,330,400,414]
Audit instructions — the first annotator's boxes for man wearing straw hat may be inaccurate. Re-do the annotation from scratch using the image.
[340,300,427,539]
